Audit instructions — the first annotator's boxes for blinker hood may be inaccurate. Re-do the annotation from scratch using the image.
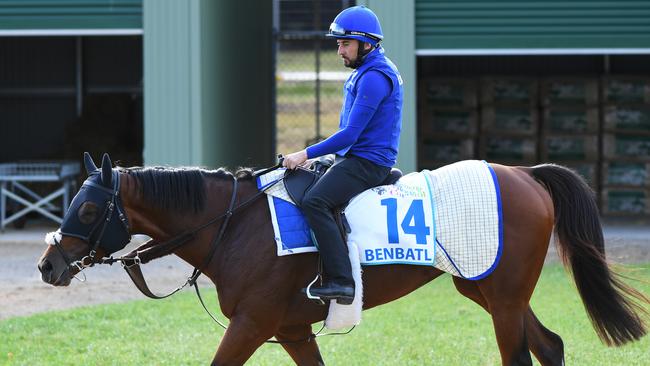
[59,169,131,255]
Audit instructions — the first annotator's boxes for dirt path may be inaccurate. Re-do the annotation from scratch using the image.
[0,222,649,320]
[0,228,211,320]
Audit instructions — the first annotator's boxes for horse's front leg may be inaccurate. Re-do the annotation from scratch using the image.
[211,313,278,366]
[276,324,325,366]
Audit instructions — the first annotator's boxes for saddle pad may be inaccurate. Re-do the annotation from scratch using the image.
[257,169,316,255]
[256,160,502,279]
[346,160,502,279]
[344,171,437,266]
[431,160,502,279]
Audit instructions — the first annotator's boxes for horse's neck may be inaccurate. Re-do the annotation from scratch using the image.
[120,172,262,278]
[120,173,178,239]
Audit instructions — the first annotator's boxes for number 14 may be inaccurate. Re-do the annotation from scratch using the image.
[380,198,431,245]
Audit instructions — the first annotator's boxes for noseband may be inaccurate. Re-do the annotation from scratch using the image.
[50,232,90,283]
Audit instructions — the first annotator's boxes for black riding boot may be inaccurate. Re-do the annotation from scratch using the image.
[301,156,390,305]
[308,282,355,305]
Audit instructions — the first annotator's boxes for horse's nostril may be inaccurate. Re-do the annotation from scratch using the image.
[39,259,53,274]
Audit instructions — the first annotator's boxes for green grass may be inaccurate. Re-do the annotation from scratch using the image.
[2,264,649,365]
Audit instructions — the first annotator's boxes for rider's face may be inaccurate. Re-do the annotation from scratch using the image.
[337,39,360,67]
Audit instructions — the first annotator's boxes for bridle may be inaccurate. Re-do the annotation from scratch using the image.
[53,170,131,277]
[51,163,281,314]
[53,168,260,296]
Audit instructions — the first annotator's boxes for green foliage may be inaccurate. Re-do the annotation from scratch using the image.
[1,264,649,365]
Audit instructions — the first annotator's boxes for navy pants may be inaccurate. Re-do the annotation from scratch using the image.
[302,156,390,286]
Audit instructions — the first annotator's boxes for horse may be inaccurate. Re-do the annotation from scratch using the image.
[37,152,649,366]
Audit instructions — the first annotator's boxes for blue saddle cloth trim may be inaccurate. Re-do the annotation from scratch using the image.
[272,196,315,250]
[256,177,315,251]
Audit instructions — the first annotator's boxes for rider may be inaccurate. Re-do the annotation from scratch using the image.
[283,6,404,305]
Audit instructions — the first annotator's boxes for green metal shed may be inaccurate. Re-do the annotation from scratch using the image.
[0,0,144,164]
[143,0,274,168]
[5,0,649,178]
[0,0,275,169]
[358,0,418,172]
[411,0,650,216]
[0,0,142,35]
[415,0,650,54]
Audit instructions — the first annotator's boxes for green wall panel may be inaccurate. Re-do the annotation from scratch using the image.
[358,0,417,173]
[213,1,274,168]
[143,0,196,166]
[144,0,273,168]
[416,0,650,50]
[0,0,141,30]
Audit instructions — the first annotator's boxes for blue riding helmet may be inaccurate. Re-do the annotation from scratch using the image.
[327,6,383,46]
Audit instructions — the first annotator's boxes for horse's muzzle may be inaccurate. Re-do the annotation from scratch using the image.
[38,257,71,286]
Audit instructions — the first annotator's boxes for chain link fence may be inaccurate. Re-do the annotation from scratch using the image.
[276,34,351,154]
[274,0,351,155]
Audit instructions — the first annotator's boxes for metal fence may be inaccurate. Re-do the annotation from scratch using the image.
[275,32,350,155]
[0,161,80,229]
[274,0,351,155]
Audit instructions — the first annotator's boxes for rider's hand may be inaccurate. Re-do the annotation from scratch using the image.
[299,158,316,168]
[283,150,308,170]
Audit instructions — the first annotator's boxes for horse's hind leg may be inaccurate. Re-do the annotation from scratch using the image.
[276,324,325,366]
[453,277,489,312]
[524,308,564,365]
[453,278,564,366]
[453,278,530,365]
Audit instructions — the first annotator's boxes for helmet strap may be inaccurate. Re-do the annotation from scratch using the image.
[348,40,374,69]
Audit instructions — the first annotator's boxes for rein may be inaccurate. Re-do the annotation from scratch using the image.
[104,171,272,299]
[117,176,240,300]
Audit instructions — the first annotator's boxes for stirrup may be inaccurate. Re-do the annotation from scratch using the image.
[305,273,325,305]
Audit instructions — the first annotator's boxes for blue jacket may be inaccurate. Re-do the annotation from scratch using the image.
[306,47,403,167]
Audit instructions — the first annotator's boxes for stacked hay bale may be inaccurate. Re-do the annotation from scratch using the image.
[479,78,538,166]
[540,78,599,190]
[601,77,650,215]
[418,79,478,169]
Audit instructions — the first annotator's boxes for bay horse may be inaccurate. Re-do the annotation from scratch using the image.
[37,153,649,365]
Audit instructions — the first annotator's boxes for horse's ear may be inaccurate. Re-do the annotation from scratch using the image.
[83,152,98,175]
[100,153,113,187]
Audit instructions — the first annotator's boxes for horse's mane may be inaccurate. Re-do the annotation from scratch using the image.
[120,166,254,213]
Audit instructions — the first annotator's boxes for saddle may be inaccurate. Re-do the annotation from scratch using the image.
[284,156,403,207]
[283,155,402,246]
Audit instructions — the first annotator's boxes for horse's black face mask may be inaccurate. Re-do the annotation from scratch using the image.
[59,153,131,257]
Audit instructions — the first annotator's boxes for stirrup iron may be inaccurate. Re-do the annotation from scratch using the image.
[305,273,325,305]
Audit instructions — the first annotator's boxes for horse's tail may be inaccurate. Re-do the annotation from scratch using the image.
[531,163,649,346]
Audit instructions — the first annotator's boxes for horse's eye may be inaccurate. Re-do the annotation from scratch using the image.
[78,201,99,225]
